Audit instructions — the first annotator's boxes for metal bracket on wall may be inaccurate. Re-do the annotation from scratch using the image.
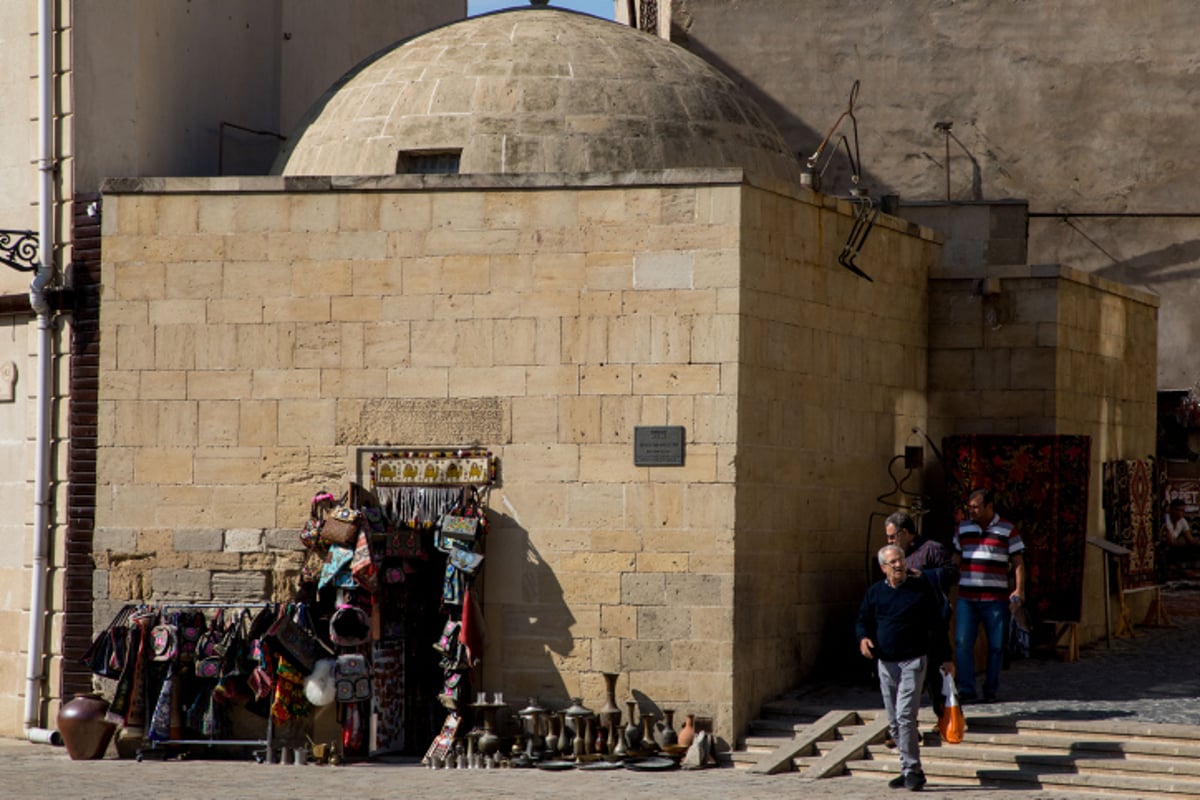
[0,229,38,272]
[838,193,878,281]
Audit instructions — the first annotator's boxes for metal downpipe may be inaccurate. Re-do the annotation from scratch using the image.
[25,0,59,746]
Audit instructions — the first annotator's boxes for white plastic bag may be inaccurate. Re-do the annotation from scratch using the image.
[938,670,965,743]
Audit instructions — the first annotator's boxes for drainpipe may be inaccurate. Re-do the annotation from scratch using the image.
[25,0,61,746]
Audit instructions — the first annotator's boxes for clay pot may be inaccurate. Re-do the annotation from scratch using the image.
[57,693,117,760]
[677,712,697,749]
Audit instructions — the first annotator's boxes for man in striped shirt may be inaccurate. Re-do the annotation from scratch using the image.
[952,488,1025,703]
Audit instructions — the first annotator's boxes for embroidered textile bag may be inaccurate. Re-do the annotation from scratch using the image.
[334,654,372,703]
[350,530,378,593]
[385,528,424,559]
[150,621,179,662]
[439,515,479,542]
[80,604,134,679]
[322,499,362,547]
[263,604,330,675]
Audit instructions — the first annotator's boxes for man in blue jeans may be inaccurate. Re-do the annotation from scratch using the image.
[857,544,954,791]
[953,488,1025,703]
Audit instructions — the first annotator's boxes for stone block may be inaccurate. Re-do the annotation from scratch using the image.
[665,573,727,606]
[211,571,267,601]
[578,444,645,482]
[512,397,559,443]
[225,528,265,553]
[94,527,138,555]
[525,365,579,397]
[197,401,239,446]
[501,444,580,482]
[566,482,628,532]
[150,569,211,600]
[384,367,449,398]
[138,371,187,401]
[580,364,631,395]
[621,572,666,605]
[448,366,526,398]
[246,367,320,401]
[186,370,253,400]
[133,448,193,484]
[634,252,694,290]
[635,552,688,573]
[637,606,692,640]
[555,551,635,573]
[277,400,337,446]
[186,551,241,570]
[620,638,671,671]
[264,527,304,552]
[606,314,652,363]
[559,396,602,443]
[172,528,224,552]
[633,364,720,395]
[263,296,332,323]
[600,605,636,638]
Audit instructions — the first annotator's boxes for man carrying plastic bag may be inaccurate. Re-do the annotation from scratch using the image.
[857,544,956,791]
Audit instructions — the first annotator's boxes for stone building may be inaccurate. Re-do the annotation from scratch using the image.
[0,0,462,740]
[94,9,1155,746]
[0,1,1168,749]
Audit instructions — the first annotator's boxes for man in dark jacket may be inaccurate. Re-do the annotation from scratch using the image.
[857,544,955,791]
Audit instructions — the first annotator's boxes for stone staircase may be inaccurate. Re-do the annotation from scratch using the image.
[733,698,1200,797]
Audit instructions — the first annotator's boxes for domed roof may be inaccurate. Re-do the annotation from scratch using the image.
[275,8,803,186]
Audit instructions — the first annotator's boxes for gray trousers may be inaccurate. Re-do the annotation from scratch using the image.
[878,655,928,775]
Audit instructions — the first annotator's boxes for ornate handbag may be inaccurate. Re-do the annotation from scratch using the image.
[263,604,331,675]
[80,604,134,679]
[334,654,372,703]
[150,622,179,662]
[321,501,362,547]
[439,514,479,542]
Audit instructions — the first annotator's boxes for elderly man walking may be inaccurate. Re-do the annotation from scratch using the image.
[857,544,955,791]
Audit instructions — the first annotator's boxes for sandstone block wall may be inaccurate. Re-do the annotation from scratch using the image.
[98,172,748,734]
[98,172,942,740]
[734,187,937,728]
[928,264,1158,642]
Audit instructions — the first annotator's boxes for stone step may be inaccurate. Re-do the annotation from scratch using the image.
[908,740,1200,777]
[847,754,1200,798]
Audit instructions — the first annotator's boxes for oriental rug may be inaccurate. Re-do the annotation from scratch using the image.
[1102,458,1163,590]
[944,434,1091,623]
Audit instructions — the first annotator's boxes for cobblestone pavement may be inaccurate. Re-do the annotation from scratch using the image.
[1,587,1198,800]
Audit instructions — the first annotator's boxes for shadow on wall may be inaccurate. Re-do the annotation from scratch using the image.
[483,512,575,709]
[1088,235,1200,286]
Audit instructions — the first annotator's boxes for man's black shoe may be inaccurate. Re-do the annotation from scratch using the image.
[905,769,927,791]
[888,773,908,789]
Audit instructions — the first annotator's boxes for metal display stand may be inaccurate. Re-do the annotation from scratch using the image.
[136,601,278,763]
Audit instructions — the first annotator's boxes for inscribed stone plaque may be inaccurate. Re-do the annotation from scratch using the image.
[343,398,506,445]
[634,425,686,466]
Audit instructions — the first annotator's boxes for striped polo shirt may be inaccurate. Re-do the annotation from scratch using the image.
[954,514,1024,602]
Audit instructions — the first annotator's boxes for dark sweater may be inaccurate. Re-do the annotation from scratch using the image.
[855,575,952,664]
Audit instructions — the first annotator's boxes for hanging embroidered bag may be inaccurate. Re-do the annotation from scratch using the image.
[334,654,372,703]
[321,495,362,547]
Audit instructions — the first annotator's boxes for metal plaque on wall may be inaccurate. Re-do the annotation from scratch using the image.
[633,426,686,466]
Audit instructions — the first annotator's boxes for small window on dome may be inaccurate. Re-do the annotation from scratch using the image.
[397,150,461,175]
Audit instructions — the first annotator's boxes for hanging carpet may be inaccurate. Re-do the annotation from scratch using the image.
[1102,457,1163,590]
[944,435,1091,623]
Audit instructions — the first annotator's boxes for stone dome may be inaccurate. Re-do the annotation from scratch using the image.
[275,8,803,186]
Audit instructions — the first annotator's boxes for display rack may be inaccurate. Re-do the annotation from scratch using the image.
[136,601,278,763]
